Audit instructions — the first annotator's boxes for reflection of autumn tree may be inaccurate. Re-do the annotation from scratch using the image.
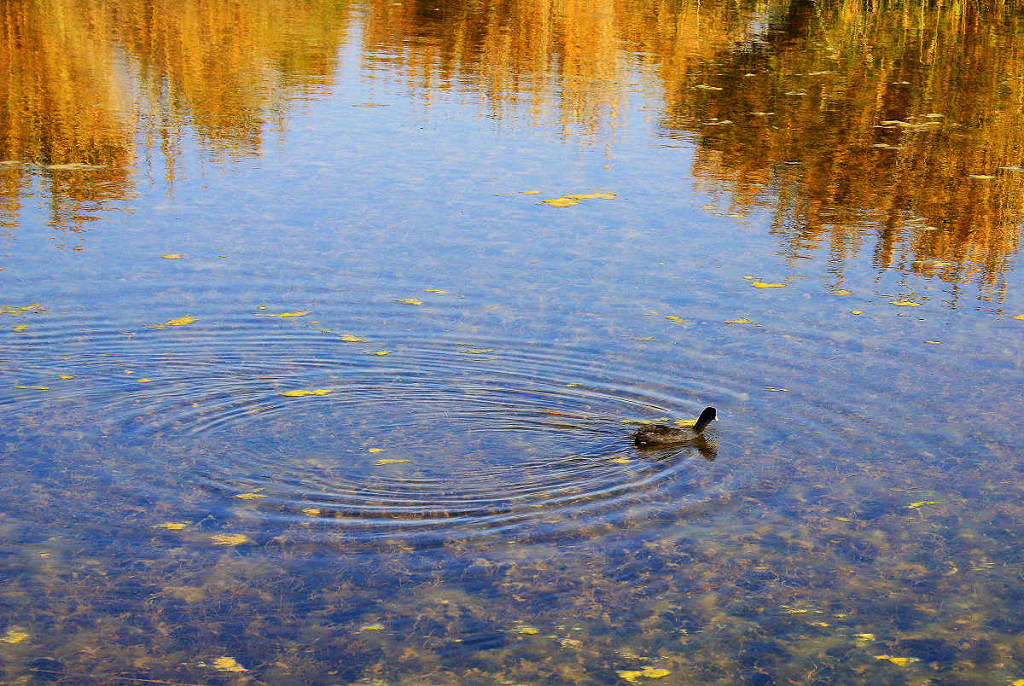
[361,0,626,137]
[0,2,134,233]
[0,0,351,232]
[660,0,1024,297]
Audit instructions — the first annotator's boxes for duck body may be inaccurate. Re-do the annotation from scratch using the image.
[632,406,717,448]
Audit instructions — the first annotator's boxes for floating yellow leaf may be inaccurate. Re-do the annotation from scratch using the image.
[890,300,920,307]
[812,621,830,627]
[665,315,683,321]
[339,334,367,342]
[136,378,153,383]
[424,289,447,294]
[0,303,45,315]
[375,459,410,465]
[464,348,494,354]
[850,310,863,315]
[1011,680,1024,686]
[280,389,333,397]
[564,192,616,200]
[302,508,321,516]
[394,298,423,306]
[161,254,182,259]
[59,375,74,380]
[520,190,541,194]
[149,315,197,329]
[617,670,644,683]
[1,628,29,644]
[610,457,631,464]
[856,633,876,641]
[542,198,578,207]
[831,289,853,296]
[906,500,939,509]
[234,492,266,500]
[765,387,789,392]
[12,324,28,331]
[1012,314,1024,320]
[787,608,809,614]
[923,340,942,345]
[153,522,188,530]
[359,623,384,632]
[724,318,755,325]
[874,655,919,666]
[370,350,390,355]
[261,311,310,317]
[15,385,49,390]
[518,626,539,635]
[368,448,383,453]
[211,533,251,546]
[836,516,852,522]
[752,281,786,288]
[212,656,247,672]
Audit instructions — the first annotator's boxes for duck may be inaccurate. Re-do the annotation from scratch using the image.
[632,406,717,448]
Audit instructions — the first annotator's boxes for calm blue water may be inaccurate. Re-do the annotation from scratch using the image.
[2,2,1024,683]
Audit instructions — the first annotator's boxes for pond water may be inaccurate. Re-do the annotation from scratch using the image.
[2,0,1024,683]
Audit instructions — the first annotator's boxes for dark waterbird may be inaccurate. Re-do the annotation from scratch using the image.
[632,406,717,449]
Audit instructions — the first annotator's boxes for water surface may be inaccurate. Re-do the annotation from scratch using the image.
[2,0,1024,683]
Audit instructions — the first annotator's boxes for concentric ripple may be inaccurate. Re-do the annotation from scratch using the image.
[0,305,941,547]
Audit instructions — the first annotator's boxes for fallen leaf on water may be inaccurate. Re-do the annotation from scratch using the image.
[424,289,447,294]
[618,670,644,683]
[752,281,786,288]
[724,318,753,324]
[856,633,876,641]
[611,457,631,464]
[136,378,153,383]
[520,190,540,194]
[1,628,29,644]
[831,289,853,296]
[160,254,182,259]
[465,348,494,353]
[59,375,74,380]
[370,350,391,355]
[260,311,310,317]
[906,500,939,509]
[212,656,247,672]
[15,385,49,390]
[617,666,670,682]
[873,655,919,666]
[234,492,266,500]
[148,315,197,329]
[211,533,251,546]
[12,324,28,331]
[375,459,410,465]
[1012,314,1024,320]
[923,340,942,345]
[765,387,789,392]
[542,198,578,207]
[564,192,616,200]
[394,298,423,306]
[359,623,384,632]
[850,310,864,315]
[280,389,333,397]
[153,522,188,530]
[0,303,45,315]
[339,334,367,342]
[890,300,920,307]
[368,448,383,453]
[302,508,321,516]
[518,626,540,635]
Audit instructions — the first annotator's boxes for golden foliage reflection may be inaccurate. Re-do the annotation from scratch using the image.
[2,0,1023,294]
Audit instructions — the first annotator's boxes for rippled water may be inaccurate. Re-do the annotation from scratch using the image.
[3,0,1024,683]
